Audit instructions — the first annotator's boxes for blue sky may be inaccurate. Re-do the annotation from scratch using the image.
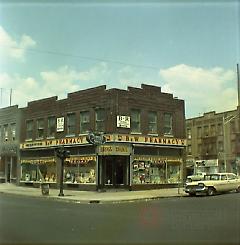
[0,0,239,118]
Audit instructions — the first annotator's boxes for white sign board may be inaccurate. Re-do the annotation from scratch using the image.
[57,117,64,132]
[117,116,130,128]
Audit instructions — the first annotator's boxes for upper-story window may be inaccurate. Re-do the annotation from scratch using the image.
[47,116,55,138]
[0,126,2,142]
[10,123,16,141]
[67,113,76,135]
[36,119,44,139]
[163,113,173,135]
[197,127,202,138]
[204,125,209,136]
[80,111,90,134]
[3,124,8,141]
[131,109,141,133]
[210,124,216,136]
[95,109,105,132]
[148,111,157,134]
[187,128,191,139]
[26,120,33,140]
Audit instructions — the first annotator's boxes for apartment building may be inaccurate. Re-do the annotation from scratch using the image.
[186,107,240,176]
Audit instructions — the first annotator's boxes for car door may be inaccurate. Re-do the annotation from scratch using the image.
[227,174,238,191]
[219,174,228,192]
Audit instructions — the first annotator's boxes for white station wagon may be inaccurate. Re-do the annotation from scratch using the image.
[185,173,240,196]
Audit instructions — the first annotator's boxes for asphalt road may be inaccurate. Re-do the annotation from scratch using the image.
[0,192,239,245]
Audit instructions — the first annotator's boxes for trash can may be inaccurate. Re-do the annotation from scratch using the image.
[41,183,49,195]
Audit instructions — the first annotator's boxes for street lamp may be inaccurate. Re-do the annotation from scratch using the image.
[56,146,70,197]
[222,113,239,172]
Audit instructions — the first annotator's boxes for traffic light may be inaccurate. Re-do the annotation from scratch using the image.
[56,147,70,159]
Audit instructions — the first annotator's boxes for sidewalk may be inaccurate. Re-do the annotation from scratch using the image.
[0,183,188,204]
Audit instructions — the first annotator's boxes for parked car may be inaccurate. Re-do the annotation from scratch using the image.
[186,172,206,183]
[185,173,240,196]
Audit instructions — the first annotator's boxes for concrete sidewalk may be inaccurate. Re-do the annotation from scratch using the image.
[0,183,188,204]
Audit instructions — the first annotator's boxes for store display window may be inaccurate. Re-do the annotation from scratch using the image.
[20,158,56,183]
[64,156,96,184]
[132,157,181,184]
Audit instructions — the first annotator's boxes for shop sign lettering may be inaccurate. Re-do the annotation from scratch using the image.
[20,134,186,149]
[98,145,131,155]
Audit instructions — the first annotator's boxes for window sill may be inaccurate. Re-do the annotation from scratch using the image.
[66,134,76,138]
[163,134,174,138]
[130,132,142,135]
[148,133,158,136]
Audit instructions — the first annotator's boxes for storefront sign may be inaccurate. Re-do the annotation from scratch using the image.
[105,134,186,146]
[117,116,130,128]
[134,155,182,163]
[20,134,186,149]
[98,145,131,155]
[56,117,64,132]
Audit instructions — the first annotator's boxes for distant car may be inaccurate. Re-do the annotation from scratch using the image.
[185,173,240,196]
[186,172,206,183]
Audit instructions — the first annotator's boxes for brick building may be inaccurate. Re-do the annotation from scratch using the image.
[18,84,186,190]
[186,107,240,176]
[0,106,21,183]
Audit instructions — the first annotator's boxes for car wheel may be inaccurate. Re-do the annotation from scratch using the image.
[236,186,240,193]
[207,187,216,196]
[189,193,196,197]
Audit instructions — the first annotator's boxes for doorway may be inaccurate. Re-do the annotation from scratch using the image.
[101,156,129,188]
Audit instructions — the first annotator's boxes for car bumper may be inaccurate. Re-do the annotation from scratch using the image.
[185,186,208,195]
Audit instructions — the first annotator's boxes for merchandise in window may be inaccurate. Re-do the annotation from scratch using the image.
[64,157,96,184]
[20,159,56,182]
[132,160,181,184]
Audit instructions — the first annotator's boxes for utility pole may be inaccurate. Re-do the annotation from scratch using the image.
[237,64,240,107]
[10,88,12,106]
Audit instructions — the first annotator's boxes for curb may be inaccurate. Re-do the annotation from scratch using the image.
[0,190,187,204]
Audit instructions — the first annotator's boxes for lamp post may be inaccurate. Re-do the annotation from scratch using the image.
[56,146,70,197]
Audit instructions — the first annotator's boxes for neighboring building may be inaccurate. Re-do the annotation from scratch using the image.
[0,105,21,183]
[186,107,240,176]
[18,84,186,190]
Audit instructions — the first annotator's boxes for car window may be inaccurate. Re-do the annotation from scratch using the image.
[204,174,220,180]
[228,174,237,180]
[221,175,227,180]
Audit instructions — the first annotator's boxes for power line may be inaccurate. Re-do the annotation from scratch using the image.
[0,44,160,71]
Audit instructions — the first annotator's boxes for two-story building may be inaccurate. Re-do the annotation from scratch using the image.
[0,105,21,183]
[18,84,186,190]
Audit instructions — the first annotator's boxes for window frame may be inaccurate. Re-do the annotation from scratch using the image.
[80,111,90,134]
[67,113,76,136]
[163,113,173,136]
[131,109,141,133]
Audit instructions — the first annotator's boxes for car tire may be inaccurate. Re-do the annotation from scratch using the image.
[236,186,240,193]
[207,187,216,196]
[189,193,196,197]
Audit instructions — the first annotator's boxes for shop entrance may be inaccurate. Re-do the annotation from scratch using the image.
[101,156,129,188]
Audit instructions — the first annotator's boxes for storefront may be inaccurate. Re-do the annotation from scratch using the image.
[19,134,186,190]
[0,144,18,183]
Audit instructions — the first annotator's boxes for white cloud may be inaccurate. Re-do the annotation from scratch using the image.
[159,64,237,118]
[0,62,111,108]
[0,25,36,61]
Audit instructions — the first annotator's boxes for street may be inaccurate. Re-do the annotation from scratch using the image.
[0,193,240,245]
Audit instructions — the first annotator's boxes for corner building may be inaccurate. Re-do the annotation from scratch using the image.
[19,84,186,190]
